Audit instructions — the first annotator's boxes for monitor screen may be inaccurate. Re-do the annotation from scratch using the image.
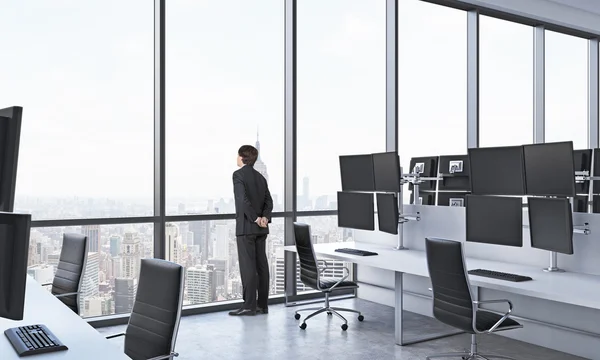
[339,154,375,192]
[527,197,573,255]
[0,107,23,213]
[524,142,575,197]
[376,193,398,234]
[337,192,375,231]
[468,146,526,196]
[408,156,438,191]
[0,212,31,320]
[372,152,400,192]
[438,155,470,191]
[437,192,467,207]
[466,195,523,247]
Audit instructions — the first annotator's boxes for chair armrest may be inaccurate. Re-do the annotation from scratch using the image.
[472,299,514,333]
[106,333,126,340]
[146,352,179,360]
[54,292,79,298]
[317,265,351,291]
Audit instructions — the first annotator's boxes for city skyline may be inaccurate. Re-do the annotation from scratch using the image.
[26,214,351,318]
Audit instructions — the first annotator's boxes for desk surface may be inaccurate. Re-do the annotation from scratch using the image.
[284,241,600,310]
[0,277,129,359]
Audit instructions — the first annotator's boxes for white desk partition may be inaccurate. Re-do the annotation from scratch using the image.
[0,277,129,360]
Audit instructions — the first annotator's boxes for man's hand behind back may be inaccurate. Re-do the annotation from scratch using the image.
[258,217,268,228]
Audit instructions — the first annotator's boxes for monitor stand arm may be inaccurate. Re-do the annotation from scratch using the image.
[394,167,421,250]
[542,223,590,272]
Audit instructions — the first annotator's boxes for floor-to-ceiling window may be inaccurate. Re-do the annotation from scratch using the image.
[0,1,153,318]
[165,0,284,306]
[479,16,533,147]
[545,30,588,149]
[397,0,467,203]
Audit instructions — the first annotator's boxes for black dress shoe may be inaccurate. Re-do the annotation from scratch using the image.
[228,308,256,316]
[257,307,268,314]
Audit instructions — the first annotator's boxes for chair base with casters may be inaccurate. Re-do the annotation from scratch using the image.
[292,223,364,331]
[294,287,364,331]
[426,334,517,360]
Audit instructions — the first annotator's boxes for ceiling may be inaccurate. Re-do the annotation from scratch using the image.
[547,0,600,16]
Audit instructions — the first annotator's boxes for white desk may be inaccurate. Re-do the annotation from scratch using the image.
[0,277,129,359]
[284,241,600,345]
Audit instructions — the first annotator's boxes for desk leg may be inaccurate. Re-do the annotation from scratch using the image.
[395,271,464,346]
[394,271,403,345]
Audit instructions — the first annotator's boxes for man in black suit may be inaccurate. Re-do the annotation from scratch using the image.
[229,145,273,316]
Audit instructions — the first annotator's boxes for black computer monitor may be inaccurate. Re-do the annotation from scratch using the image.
[372,152,401,193]
[466,195,523,247]
[468,146,526,196]
[339,154,375,192]
[337,191,375,231]
[0,107,23,212]
[523,141,575,197]
[437,192,467,207]
[376,193,398,235]
[410,191,435,205]
[527,197,574,255]
[0,212,31,320]
[438,155,470,191]
[573,149,592,194]
[594,195,600,213]
[408,156,438,191]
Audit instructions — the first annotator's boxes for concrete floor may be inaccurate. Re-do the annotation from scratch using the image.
[98,299,587,360]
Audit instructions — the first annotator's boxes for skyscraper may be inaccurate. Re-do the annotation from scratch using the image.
[190,220,211,263]
[254,129,269,182]
[109,235,122,257]
[120,232,142,279]
[215,224,229,261]
[82,225,100,253]
[166,223,183,265]
[80,252,100,311]
[186,265,216,304]
[114,278,137,314]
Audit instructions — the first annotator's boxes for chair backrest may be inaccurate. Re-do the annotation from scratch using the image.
[52,233,88,314]
[293,222,320,290]
[124,259,184,360]
[425,238,475,333]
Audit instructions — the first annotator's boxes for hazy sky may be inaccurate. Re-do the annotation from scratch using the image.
[0,0,592,209]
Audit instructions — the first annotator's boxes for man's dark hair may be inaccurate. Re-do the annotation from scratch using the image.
[238,145,259,166]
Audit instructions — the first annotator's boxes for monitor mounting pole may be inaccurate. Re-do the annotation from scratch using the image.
[543,251,564,272]
[395,166,408,250]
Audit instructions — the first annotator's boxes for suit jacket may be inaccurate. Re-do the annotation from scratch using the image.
[233,165,273,236]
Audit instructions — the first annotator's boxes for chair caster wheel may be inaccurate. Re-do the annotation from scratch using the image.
[327,312,332,315]
[341,324,348,331]
[358,315,364,322]
[300,323,307,330]
[294,313,301,320]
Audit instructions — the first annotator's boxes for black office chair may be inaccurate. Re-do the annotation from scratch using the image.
[292,222,364,331]
[107,259,184,360]
[42,233,88,315]
[425,238,522,360]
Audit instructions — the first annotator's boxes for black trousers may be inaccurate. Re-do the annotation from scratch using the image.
[236,234,269,310]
